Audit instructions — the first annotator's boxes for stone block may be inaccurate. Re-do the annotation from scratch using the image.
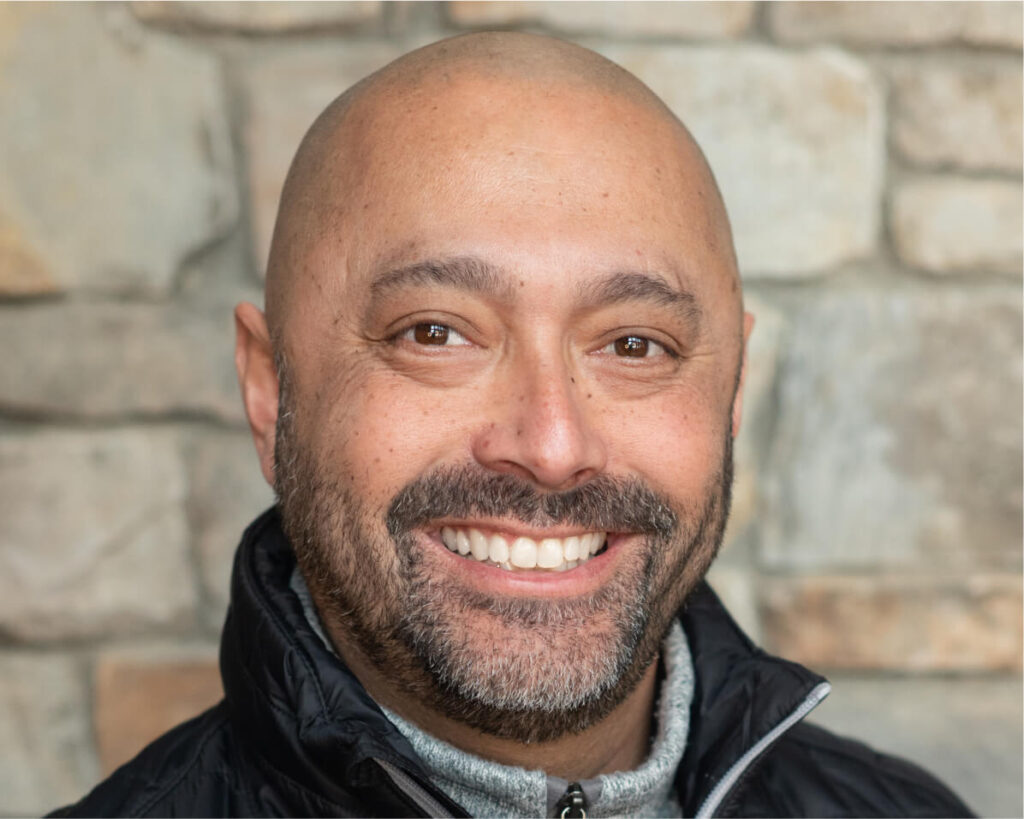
[448,2,756,38]
[0,429,197,641]
[0,4,236,296]
[812,673,1022,818]
[242,43,406,273]
[185,431,275,623]
[600,45,884,277]
[888,57,1022,172]
[0,652,98,815]
[891,176,1023,274]
[133,1,381,32]
[762,289,1021,571]
[94,646,222,775]
[0,301,243,422]
[761,574,1022,671]
[770,1,1023,49]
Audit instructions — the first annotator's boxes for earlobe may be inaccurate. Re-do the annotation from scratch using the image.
[731,312,756,438]
[234,302,279,487]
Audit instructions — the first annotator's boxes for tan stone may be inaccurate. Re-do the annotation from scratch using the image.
[94,648,222,775]
[0,652,98,815]
[891,176,1023,274]
[600,45,884,277]
[0,429,197,641]
[448,1,755,38]
[888,57,1022,172]
[133,1,380,31]
[760,574,1023,671]
[0,3,236,294]
[770,1,1023,48]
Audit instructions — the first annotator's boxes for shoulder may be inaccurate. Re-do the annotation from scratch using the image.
[50,703,260,818]
[726,721,974,818]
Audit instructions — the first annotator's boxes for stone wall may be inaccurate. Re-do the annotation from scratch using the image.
[0,2,1020,815]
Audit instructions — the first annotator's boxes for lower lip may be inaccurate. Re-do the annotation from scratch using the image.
[422,532,632,598]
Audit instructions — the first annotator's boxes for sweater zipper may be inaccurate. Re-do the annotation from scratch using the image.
[554,781,588,818]
[374,757,457,818]
[694,681,831,818]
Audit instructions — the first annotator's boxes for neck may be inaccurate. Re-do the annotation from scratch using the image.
[327,626,659,780]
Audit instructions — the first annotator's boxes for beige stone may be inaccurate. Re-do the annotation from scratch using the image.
[770,1,1023,49]
[892,176,1023,274]
[0,653,99,815]
[761,574,1023,671]
[94,647,222,775]
[0,4,236,295]
[888,57,1022,172]
[0,301,243,422]
[600,45,884,277]
[448,1,755,38]
[762,288,1022,571]
[133,1,380,32]
[0,429,197,640]
[242,43,405,273]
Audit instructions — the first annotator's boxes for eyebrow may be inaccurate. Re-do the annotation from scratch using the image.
[369,256,515,301]
[580,270,702,326]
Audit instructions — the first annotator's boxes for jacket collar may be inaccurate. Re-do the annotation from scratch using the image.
[221,508,827,817]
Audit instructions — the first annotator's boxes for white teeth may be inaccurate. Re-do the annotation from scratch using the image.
[469,529,489,560]
[509,537,538,569]
[439,527,607,571]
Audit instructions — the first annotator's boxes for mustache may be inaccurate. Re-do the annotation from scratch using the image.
[385,465,679,540]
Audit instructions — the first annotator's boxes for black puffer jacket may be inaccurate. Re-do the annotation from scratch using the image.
[54,509,973,817]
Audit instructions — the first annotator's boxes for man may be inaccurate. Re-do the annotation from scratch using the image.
[55,32,971,818]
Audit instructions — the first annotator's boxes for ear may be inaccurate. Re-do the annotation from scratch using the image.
[234,302,279,487]
[731,311,756,438]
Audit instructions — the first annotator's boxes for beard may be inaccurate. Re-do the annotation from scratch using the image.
[274,367,734,743]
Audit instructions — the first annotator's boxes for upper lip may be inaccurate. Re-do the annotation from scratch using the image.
[429,519,616,539]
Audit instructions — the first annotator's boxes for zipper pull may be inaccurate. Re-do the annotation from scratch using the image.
[555,782,587,819]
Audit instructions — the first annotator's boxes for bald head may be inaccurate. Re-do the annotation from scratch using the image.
[264,32,738,344]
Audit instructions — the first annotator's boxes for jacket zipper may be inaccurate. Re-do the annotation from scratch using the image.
[554,781,588,818]
[694,681,831,818]
[374,757,457,818]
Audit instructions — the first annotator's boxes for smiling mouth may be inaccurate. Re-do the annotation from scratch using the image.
[439,526,609,572]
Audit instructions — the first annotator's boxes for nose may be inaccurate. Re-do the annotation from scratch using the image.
[470,353,607,491]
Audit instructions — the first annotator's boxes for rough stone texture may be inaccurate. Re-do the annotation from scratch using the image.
[242,43,405,272]
[133,1,380,32]
[0,653,99,816]
[185,431,275,624]
[761,574,1022,671]
[94,647,221,775]
[762,289,1022,571]
[888,57,1023,172]
[0,429,197,641]
[891,176,1023,274]
[600,45,884,277]
[448,2,756,38]
[812,673,1022,818]
[0,301,243,422]
[0,4,236,296]
[770,1,1024,48]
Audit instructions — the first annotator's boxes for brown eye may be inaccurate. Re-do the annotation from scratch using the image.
[413,323,450,345]
[614,336,650,357]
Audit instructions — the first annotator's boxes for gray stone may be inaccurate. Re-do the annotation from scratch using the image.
[762,288,1022,571]
[0,300,244,422]
[449,2,756,38]
[0,652,99,815]
[0,429,197,641]
[599,45,885,278]
[133,1,381,32]
[888,57,1022,172]
[185,431,275,623]
[0,4,236,296]
[242,43,406,273]
[892,176,1023,274]
[770,1,1023,48]
[812,674,1023,818]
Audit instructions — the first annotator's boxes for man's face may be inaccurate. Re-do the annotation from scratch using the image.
[272,75,746,742]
